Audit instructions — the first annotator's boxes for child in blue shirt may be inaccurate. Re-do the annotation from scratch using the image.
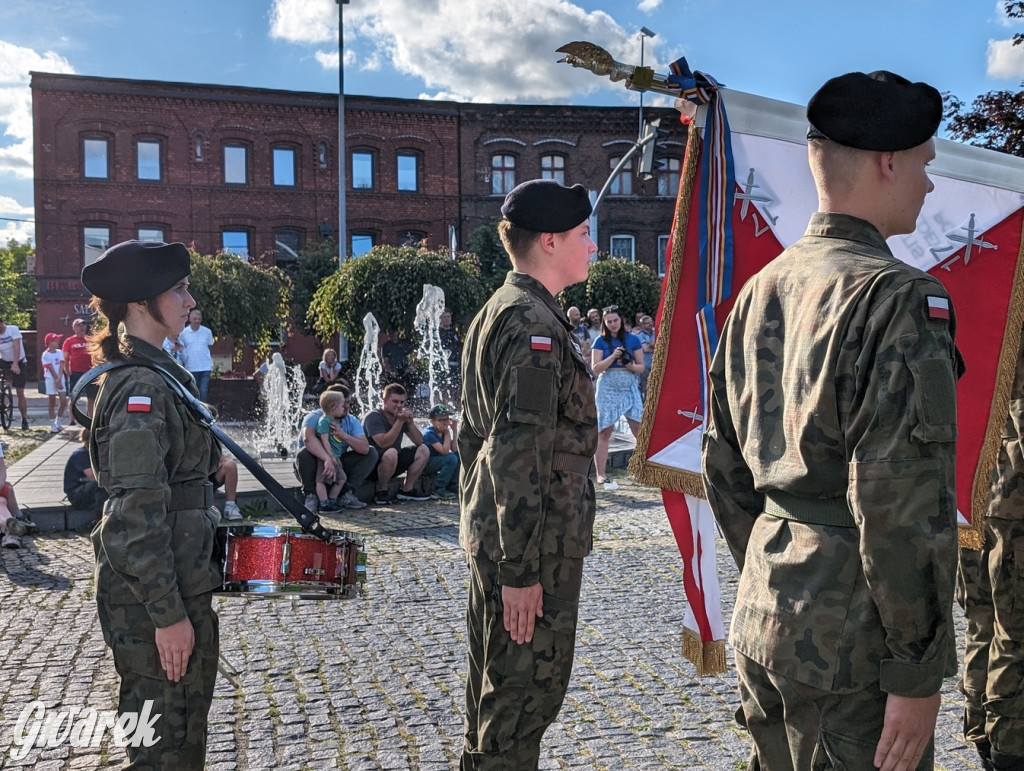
[421,404,460,500]
[315,390,349,512]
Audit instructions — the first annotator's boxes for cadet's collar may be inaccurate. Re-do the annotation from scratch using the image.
[804,212,891,254]
[506,272,572,329]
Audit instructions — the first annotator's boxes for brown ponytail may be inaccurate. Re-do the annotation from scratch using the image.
[88,297,131,364]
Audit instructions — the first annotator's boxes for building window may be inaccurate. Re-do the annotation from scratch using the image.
[137,140,161,181]
[274,227,303,268]
[222,230,250,261]
[399,230,426,247]
[83,226,110,266]
[610,234,636,262]
[194,134,204,162]
[273,147,296,187]
[657,157,681,197]
[351,233,374,256]
[491,154,516,195]
[83,138,109,179]
[224,145,248,185]
[397,153,419,192]
[658,234,670,276]
[318,142,328,169]
[352,151,374,190]
[138,227,165,242]
[541,155,565,184]
[609,157,633,196]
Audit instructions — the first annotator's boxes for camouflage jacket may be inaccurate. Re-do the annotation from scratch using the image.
[90,336,222,628]
[988,323,1024,521]
[459,271,598,587]
[702,213,960,697]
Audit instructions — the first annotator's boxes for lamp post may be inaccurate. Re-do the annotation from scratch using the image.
[638,27,656,139]
[337,0,350,261]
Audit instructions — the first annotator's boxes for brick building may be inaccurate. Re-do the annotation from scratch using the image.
[31,72,682,371]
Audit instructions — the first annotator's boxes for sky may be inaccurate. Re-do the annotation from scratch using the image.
[1,0,1023,246]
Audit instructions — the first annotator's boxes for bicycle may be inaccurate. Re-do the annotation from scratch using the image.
[0,369,12,430]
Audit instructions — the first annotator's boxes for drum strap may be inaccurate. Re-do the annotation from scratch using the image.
[70,360,335,542]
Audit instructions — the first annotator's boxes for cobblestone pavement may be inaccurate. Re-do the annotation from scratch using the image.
[0,477,984,770]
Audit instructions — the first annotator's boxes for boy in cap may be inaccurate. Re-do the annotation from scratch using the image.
[421,404,460,500]
[702,71,961,770]
[459,179,598,769]
[41,332,68,432]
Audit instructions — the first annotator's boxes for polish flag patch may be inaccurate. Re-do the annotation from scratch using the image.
[126,396,152,413]
[926,296,950,320]
[530,335,552,351]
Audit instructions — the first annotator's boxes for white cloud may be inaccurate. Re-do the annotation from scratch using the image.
[0,195,32,215]
[270,0,656,103]
[638,0,663,11]
[0,40,75,180]
[0,219,34,248]
[986,37,1024,80]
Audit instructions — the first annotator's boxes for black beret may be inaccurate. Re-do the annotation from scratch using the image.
[82,240,191,303]
[806,70,942,152]
[500,179,592,233]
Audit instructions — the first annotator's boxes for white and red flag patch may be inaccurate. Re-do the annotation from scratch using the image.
[530,335,552,351]
[927,296,951,320]
[126,395,152,413]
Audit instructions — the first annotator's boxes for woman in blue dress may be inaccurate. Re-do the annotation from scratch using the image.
[590,305,644,488]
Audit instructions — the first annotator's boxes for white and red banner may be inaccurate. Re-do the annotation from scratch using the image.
[631,87,1024,675]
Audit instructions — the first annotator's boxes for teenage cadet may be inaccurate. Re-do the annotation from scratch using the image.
[459,179,598,769]
[959,327,1024,771]
[83,240,222,770]
[702,71,962,770]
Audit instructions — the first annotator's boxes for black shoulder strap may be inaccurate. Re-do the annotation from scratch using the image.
[70,360,334,541]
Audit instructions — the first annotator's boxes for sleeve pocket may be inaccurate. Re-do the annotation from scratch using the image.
[508,365,556,427]
[909,358,957,444]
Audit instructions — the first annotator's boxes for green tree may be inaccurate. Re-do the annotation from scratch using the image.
[309,245,488,345]
[287,238,340,337]
[0,240,36,328]
[187,250,292,359]
[943,1,1024,155]
[467,220,512,293]
[557,255,661,326]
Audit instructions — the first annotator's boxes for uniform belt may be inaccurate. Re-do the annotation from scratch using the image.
[552,452,594,476]
[764,491,855,528]
[168,482,214,511]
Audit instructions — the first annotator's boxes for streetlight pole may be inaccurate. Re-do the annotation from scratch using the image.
[337,0,350,262]
[638,27,656,140]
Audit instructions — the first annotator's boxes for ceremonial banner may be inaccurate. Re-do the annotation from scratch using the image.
[631,88,1024,675]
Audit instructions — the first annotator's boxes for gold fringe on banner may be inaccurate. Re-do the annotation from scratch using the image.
[682,627,728,676]
[629,120,702,492]
[962,219,1024,550]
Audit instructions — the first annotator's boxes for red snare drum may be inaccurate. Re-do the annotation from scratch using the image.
[215,525,363,599]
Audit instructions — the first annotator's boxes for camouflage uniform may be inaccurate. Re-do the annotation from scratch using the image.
[459,271,597,770]
[90,336,222,770]
[958,326,1024,768]
[703,213,960,769]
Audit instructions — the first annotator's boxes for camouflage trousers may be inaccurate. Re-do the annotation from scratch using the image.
[96,592,219,770]
[460,554,583,771]
[957,515,1024,761]
[735,652,934,770]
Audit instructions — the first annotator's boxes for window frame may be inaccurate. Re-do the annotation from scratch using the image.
[82,137,110,180]
[272,145,297,187]
[396,152,420,192]
[658,234,670,277]
[351,232,375,257]
[83,225,111,266]
[351,150,375,191]
[221,229,250,261]
[609,156,633,196]
[540,154,566,184]
[136,138,162,182]
[491,154,517,196]
[138,227,166,242]
[609,234,636,262]
[657,157,682,197]
[223,144,249,185]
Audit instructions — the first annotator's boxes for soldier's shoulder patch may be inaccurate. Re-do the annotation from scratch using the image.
[926,296,950,320]
[530,335,552,351]
[126,395,152,413]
